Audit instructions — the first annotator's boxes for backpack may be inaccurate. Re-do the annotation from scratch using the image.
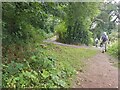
[102,35,107,42]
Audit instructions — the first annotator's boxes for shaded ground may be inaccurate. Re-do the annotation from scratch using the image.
[44,36,118,88]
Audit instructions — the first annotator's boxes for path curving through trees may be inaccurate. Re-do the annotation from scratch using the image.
[44,36,118,88]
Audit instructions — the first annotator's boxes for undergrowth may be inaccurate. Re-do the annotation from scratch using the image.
[2,42,97,88]
[108,41,118,58]
[107,40,119,68]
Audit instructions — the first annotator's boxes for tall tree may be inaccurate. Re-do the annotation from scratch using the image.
[57,2,100,45]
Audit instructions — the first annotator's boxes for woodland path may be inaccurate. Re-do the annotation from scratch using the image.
[44,36,118,88]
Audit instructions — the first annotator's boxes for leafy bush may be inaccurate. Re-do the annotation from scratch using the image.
[54,22,67,42]
[2,45,76,88]
[108,42,118,58]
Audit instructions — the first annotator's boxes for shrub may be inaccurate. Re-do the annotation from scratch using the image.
[108,42,118,58]
[2,45,75,88]
[54,22,67,42]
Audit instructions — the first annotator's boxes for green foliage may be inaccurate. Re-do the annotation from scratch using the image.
[56,2,100,45]
[54,22,67,42]
[2,2,65,45]
[107,32,118,58]
[2,44,72,88]
[108,42,118,58]
[55,22,67,34]
[2,42,98,88]
[109,31,118,42]
[2,2,45,45]
[92,2,118,38]
[2,2,70,88]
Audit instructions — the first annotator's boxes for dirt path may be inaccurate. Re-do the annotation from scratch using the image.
[72,53,118,88]
[44,36,100,50]
[44,36,118,88]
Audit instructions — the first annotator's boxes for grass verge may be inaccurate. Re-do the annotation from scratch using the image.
[44,42,98,87]
[2,42,98,88]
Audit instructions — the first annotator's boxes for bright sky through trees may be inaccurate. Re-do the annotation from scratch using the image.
[104,0,120,3]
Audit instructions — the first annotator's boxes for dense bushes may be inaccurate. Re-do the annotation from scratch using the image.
[55,2,100,45]
[2,2,100,46]
[2,42,97,88]
[56,21,95,45]
[55,22,67,43]
[2,2,76,86]
[2,2,64,88]
[108,41,118,58]
[2,44,77,88]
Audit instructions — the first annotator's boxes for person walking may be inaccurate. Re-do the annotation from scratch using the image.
[100,32,108,53]
[95,37,99,47]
